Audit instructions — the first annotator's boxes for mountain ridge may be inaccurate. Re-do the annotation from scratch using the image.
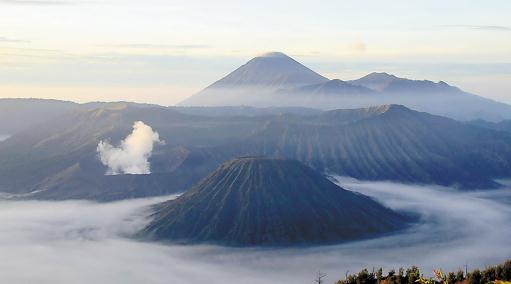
[177,52,511,121]
[1,103,511,201]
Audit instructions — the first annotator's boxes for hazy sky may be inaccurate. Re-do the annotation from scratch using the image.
[0,0,510,105]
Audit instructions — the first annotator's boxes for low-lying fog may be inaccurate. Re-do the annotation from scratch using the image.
[1,179,510,284]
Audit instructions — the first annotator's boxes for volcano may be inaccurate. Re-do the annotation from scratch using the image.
[178,52,328,106]
[143,157,409,246]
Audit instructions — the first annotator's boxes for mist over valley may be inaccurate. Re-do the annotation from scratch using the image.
[0,179,509,284]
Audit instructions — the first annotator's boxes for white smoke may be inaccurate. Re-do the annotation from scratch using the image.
[97,121,163,175]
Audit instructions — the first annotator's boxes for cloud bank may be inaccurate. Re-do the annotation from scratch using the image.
[97,121,162,175]
[0,180,510,284]
[440,25,511,32]
[0,36,28,43]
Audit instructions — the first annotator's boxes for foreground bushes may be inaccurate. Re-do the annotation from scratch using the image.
[335,259,511,284]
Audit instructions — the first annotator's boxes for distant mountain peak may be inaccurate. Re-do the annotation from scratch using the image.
[212,51,328,88]
[174,54,511,122]
[288,79,376,97]
[320,104,413,123]
[378,104,409,111]
[364,72,400,80]
[178,52,328,106]
[256,51,291,58]
[438,80,453,87]
[313,79,351,88]
[326,78,347,84]
[326,104,410,115]
[380,103,413,113]
[362,104,412,114]
[348,72,403,91]
[362,104,393,114]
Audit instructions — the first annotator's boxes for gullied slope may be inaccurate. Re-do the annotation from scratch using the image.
[469,119,511,133]
[143,157,409,246]
[1,103,511,201]
[218,105,511,189]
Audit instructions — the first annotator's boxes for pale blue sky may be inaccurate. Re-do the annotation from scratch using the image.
[0,0,510,105]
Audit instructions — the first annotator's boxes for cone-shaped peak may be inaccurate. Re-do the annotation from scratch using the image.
[142,157,410,246]
[256,51,292,58]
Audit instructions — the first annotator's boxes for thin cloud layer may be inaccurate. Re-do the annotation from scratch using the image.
[0,0,75,5]
[108,44,211,50]
[440,25,511,31]
[0,0,98,5]
[0,36,28,43]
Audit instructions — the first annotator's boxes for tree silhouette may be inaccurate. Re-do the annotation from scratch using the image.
[315,271,327,284]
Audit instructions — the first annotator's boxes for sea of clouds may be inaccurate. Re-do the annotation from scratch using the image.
[0,179,510,284]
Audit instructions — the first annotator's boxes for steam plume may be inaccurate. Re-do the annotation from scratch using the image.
[97,121,162,175]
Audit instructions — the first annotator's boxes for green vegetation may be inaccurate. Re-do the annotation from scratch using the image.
[335,259,511,284]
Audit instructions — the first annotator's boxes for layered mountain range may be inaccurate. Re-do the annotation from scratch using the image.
[1,102,511,201]
[179,52,511,122]
[143,157,410,246]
